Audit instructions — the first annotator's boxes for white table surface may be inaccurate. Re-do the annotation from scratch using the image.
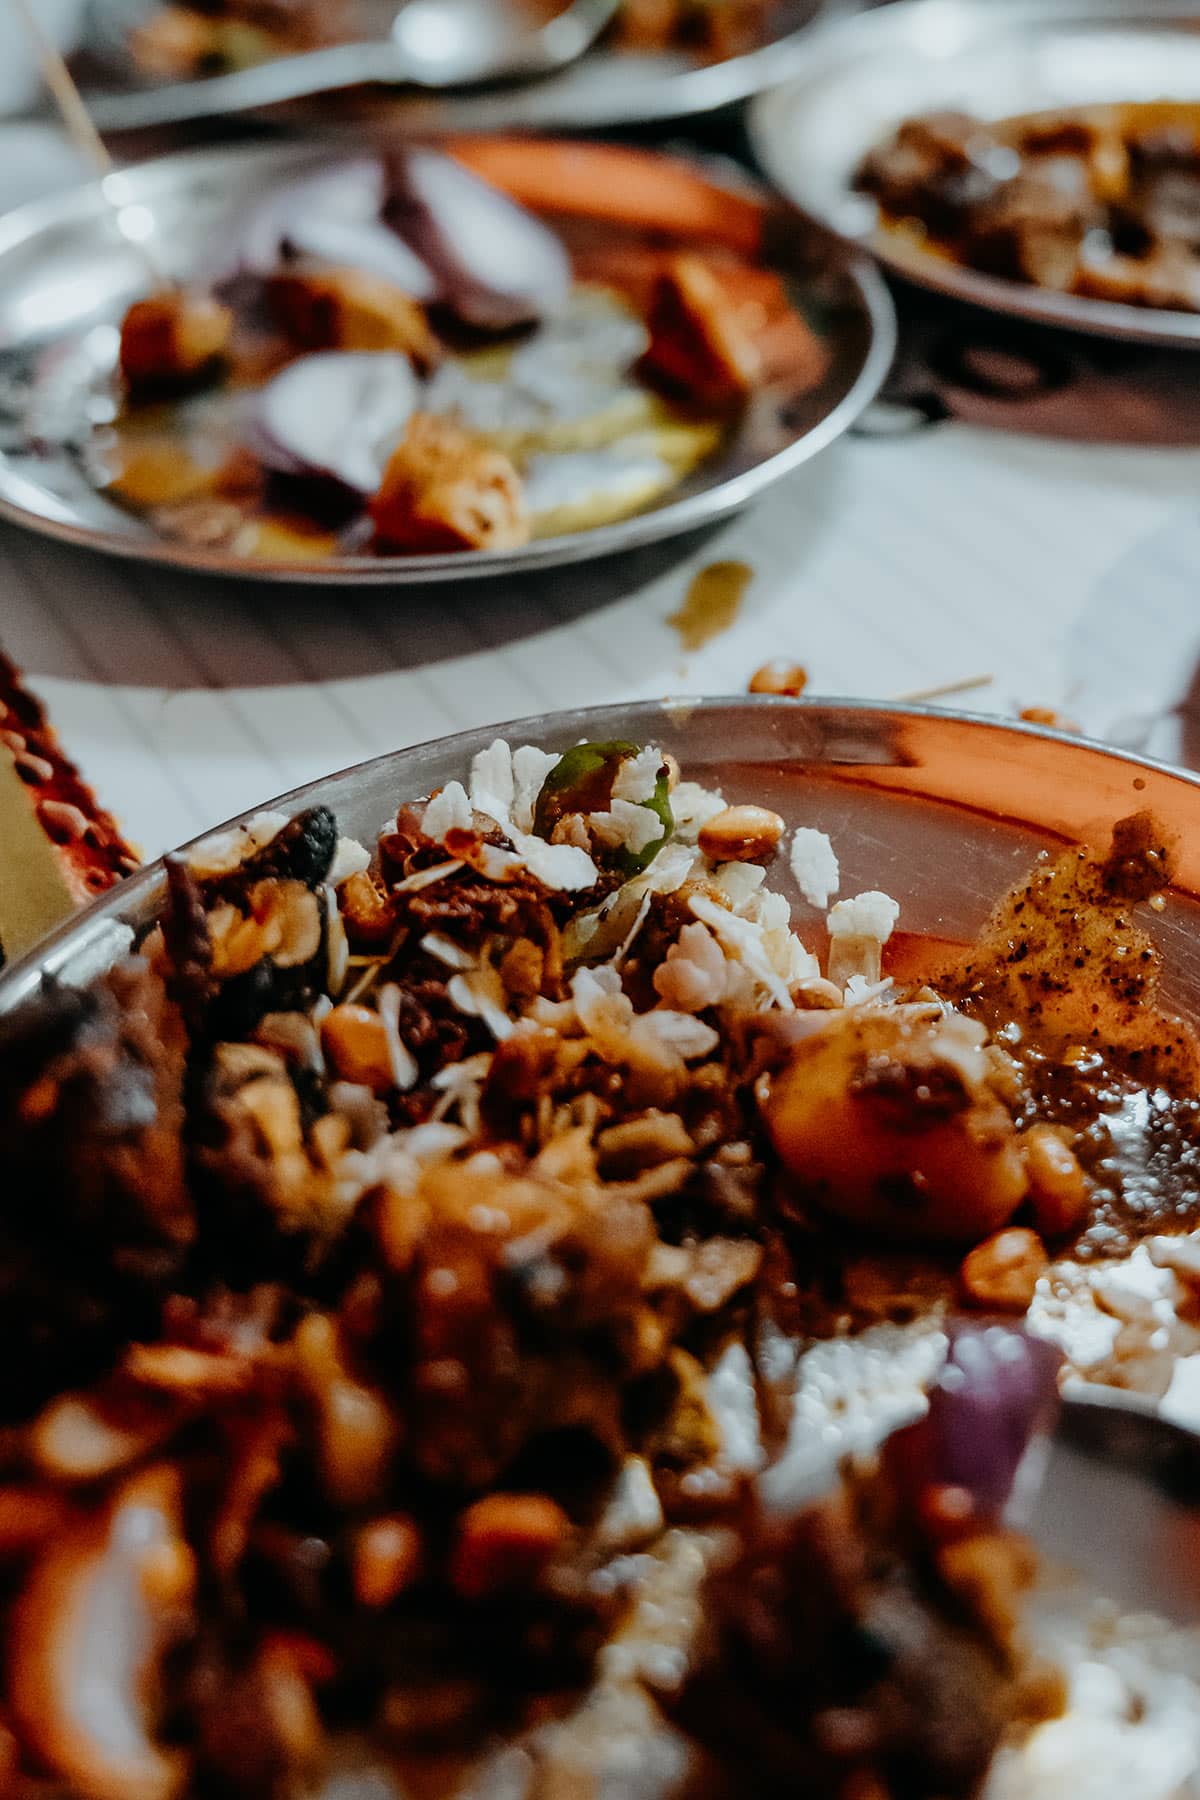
[3,133,1200,864]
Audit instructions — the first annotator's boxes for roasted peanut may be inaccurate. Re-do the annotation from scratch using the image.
[699,804,785,863]
[1023,1124,1088,1236]
[1019,707,1081,734]
[749,660,808,697]
[450,1494,570,1600]
[959,1228,1048,1313]
[353,1515,423,1609]
[320,1004,394,1092]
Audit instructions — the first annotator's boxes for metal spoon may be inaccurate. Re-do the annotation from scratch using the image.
[88,0,622,132]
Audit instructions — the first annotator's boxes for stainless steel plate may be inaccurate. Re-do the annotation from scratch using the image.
[81,0,830,133]
[751,0,1200,348]
[7,697,1200,1566]
[0,138,893,587]
[7,697,1200,1007]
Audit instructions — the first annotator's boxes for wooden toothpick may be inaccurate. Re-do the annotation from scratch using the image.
[894,674,995,705]
[10,0,168,284]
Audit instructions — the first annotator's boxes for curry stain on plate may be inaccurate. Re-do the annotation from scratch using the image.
[668,560,753,653]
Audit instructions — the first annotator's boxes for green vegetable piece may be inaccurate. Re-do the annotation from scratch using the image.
[533,740,673,874]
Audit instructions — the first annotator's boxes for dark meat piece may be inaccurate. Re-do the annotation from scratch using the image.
[855,112,1010,239]
[670,1482,1032,1798]
[962,166,1093,289]
[0,961,192,1419]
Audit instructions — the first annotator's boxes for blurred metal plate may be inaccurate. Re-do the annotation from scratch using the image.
[751,0,1200,348]
[82,0,830,132]
[0,138,893,586]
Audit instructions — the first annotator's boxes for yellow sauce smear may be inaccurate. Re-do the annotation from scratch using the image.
[667,560,753,653]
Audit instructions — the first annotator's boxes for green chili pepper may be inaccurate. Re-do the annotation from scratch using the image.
[533,740,674,875]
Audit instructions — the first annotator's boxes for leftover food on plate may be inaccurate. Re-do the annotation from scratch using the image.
[104,146,820,561]
[124,0,779,80]
[856,101,1200,314]
[5,735,1200,1794]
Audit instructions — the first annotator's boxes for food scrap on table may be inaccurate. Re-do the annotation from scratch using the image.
[667,559,754,652]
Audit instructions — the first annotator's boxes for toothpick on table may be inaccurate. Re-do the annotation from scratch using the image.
[10,0,169,285]
[894,675,995,705]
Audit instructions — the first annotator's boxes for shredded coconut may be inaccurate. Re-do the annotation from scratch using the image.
[688,893,794,1012]
[447,962,513,1041]
[376,984,419,1092]
[827,890,901,988]
[511,744,558,833]
[469,739,515,830]
[328,837,371,886]
[509,829,598,891]
[790,828,840,909]
[654,922,729,1012]
[612,745,664,805]
[420,932,476,972]
[672,781,727,840]
[422,781,472,842]
[393,858,465,894]
[588,798,665,858]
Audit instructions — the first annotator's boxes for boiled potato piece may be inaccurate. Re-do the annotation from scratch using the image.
[764,1010,1028,1244]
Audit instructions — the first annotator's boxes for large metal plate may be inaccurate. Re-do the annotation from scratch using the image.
[8,699,1200,1690]
[7,697,1200,1010]
[0,138,893,587]
[82,0,831,132]
[751,0,1200,349]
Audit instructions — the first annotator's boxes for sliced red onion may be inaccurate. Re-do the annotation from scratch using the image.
[889,1320,1063,1522]
[249,352,419,496]
[234,159,436,301]
[386,149,572,331]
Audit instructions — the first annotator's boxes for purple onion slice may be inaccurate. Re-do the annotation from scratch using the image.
[234,159,436,301]
[386,149,572,332]
[249,352,419,497]
[891,1320,1063,1523]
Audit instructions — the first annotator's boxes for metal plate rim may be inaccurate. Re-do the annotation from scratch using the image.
[83,0,839,134]
[0,137,896,587]
[6,692,1200,1012]
[750,0,1200,349]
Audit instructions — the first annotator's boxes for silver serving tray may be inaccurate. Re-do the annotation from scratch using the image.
[751,0,1200,349]
[0,139,893,586]
[82,0,833,134]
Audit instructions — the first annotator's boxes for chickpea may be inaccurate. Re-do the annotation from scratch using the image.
[1023,1124,1088,1237]
[320,1003,394,1092]
[764,1011,1028,1243]
[749,660,808,698]
[119,289,234,392]
[450,1494,570,1601]
[958,1228,1048,1313]
[699,804,785,864]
